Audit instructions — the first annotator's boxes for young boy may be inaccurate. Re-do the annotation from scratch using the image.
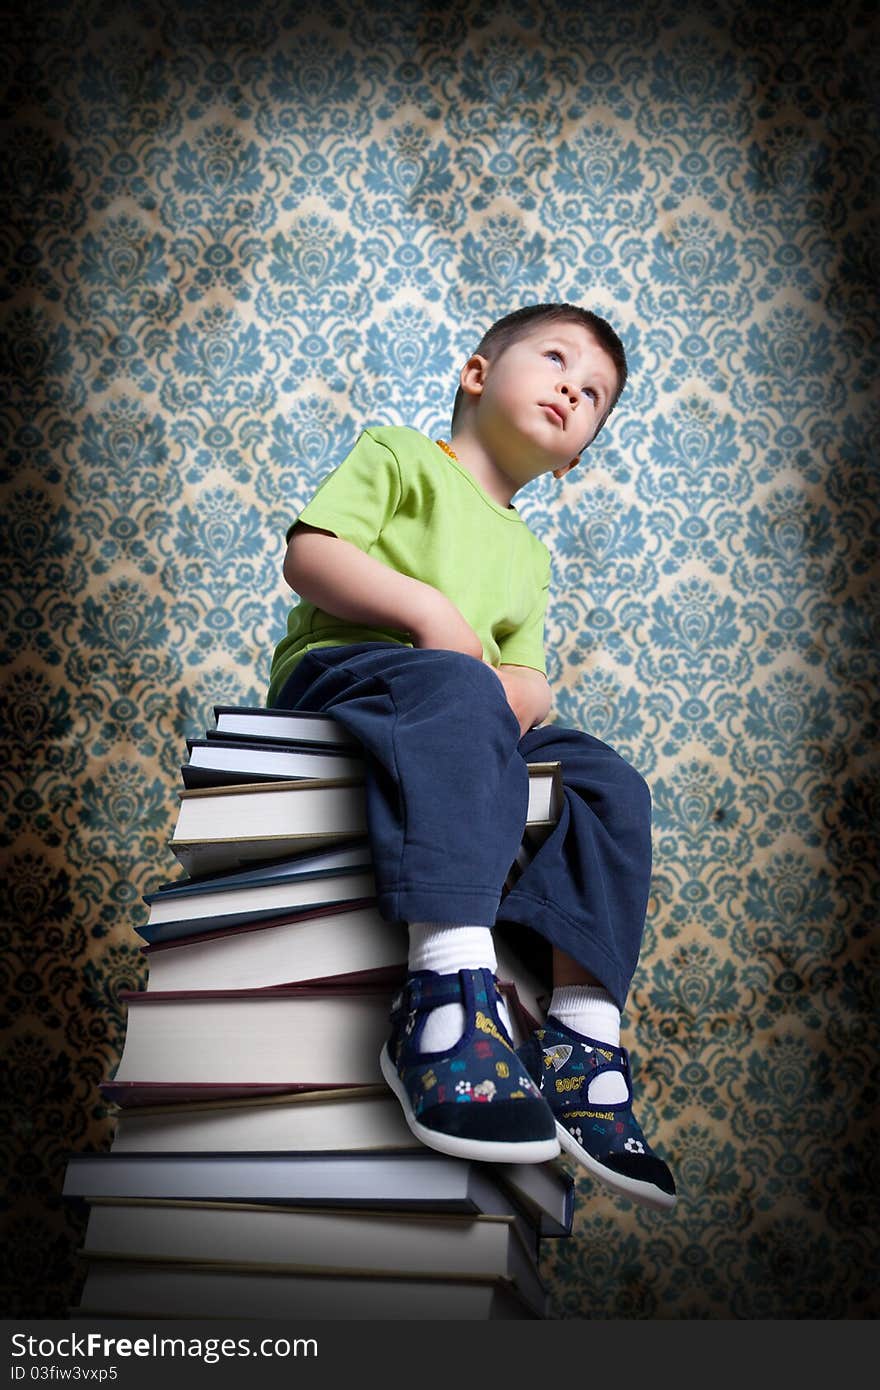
[268,303,676,1212]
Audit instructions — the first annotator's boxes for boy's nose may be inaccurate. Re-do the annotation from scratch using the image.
[560,384,579,410]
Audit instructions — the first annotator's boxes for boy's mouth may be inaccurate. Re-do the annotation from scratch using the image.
[541,402,566,426]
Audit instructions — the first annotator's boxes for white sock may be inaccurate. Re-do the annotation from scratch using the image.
[407,922,511,1051]
[548,985,629,1104]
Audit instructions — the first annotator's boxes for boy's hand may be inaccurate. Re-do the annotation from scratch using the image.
[286,526,483,660]
[409,591,484,661]
[494,665,552,738]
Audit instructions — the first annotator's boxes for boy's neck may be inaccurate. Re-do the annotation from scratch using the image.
[445,427,519,508]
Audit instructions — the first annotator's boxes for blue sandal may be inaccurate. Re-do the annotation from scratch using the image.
[380,968,560,1164]
[518,1017,677,1210]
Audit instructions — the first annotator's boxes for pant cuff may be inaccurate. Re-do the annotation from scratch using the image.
[496,892,631,1011]
[378,882,502,929]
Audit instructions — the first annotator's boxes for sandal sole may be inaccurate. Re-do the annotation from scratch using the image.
[556,1120,677,1211]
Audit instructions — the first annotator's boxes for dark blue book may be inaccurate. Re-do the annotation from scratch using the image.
[63,1149,574,1237]
[139,841,374,943]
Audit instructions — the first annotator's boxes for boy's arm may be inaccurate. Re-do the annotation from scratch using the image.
[496,664,552,738]
[284,523,484,660]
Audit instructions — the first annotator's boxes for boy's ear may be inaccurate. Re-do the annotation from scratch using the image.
[459,353,489,400]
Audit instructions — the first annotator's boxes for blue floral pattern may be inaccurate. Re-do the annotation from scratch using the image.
[1,0,876,1319]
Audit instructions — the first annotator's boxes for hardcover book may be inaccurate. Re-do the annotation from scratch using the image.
[169,763,563,877]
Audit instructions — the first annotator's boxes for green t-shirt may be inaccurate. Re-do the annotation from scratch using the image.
[267,425,551,705]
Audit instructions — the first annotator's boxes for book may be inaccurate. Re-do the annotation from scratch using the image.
[212,705,356,746]
[106,984,394,1089]
[140,902,408,993]
[105,970,540,1096]
[108,1085,419,1152]
[103,1097,574,1238]
[140,902,543,1007]
[78,1201,546,1314]
[170,777,366,875]
[62,1150,561,1228]
[169,762,564,877]
[72,1259,540,1319]
[139,842,376,941]
[493,1159,575,1239]
[181,737,363,789]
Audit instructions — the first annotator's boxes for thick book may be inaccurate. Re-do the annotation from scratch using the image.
[106,984,393,1089]
[141,901,408,993]
[169,762,564,877]
[108,1085,420,1154]
[170,777,367,875]
[62,1150,560,1228]
[72,1260,539,1320]
[106,973,538,1097]
[181,737,363,789]
[139,842,375,941]
[212,705,356,747]
[78,1201,546,1316]
[140,906,544,1019]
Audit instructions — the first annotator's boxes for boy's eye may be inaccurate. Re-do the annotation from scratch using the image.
[546,350,599,406]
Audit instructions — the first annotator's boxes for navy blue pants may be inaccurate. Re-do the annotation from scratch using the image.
[275,644,652,1008]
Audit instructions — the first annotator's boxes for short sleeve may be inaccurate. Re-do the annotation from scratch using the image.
[496,560,550,675]
[286,429,403,551]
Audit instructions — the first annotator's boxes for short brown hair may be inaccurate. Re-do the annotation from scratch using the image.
[450,302,628,437]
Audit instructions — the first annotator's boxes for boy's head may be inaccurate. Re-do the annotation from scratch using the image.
[450,303,627,481]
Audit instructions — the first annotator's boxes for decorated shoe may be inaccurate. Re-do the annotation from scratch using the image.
[379,967,560,1164]
[518,1017,677,1211]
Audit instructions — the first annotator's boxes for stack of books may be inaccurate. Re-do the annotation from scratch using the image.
[63,706,575,1320]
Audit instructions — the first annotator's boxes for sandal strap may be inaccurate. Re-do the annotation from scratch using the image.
[540,1020,633,1092]
[391,966,499,1022]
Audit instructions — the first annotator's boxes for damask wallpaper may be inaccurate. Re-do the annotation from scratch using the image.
[2,0,877,1319]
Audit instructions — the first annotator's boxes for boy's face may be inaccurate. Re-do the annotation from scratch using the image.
[460,321,620,489]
